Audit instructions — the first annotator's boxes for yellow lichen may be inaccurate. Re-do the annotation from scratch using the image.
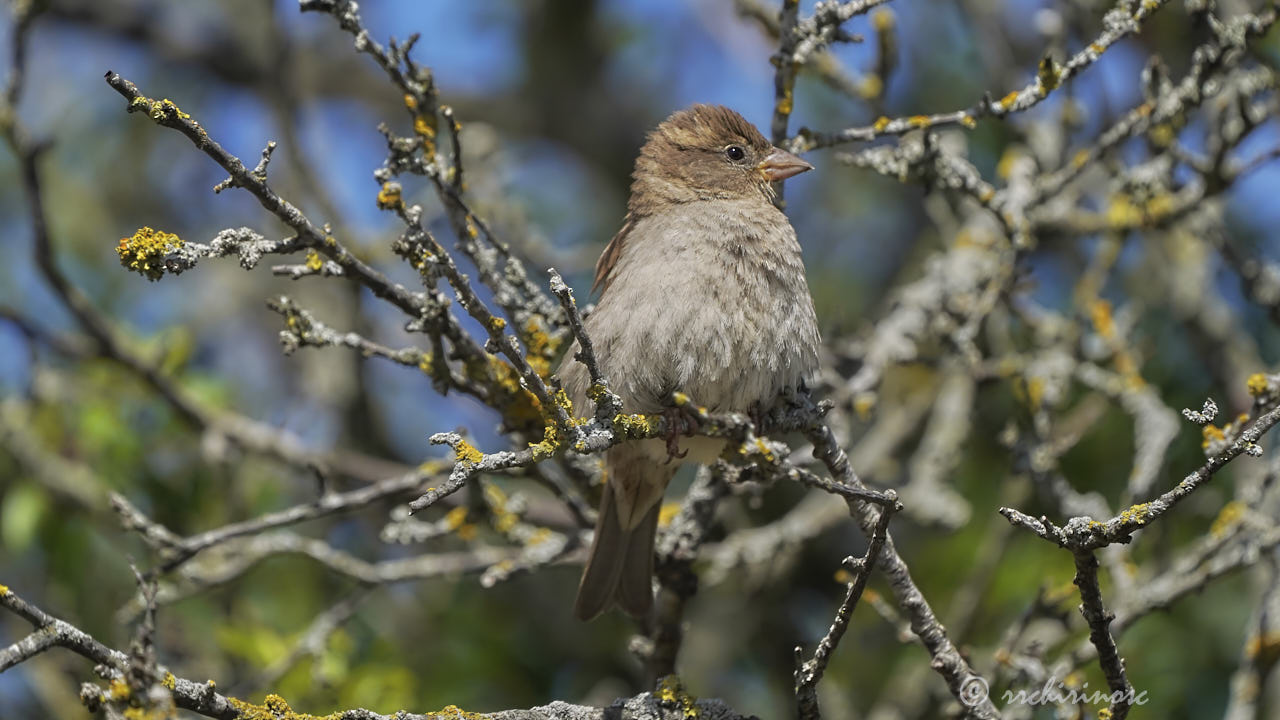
[495,563,522,585]
[483,482,508,507]
[418,353,434,375]
[375,182,403,211]
[996,149,1020,179]
[1245,631,1280,666]
[527,423,562,461]
[418,459,447,476]
[444,506,468,531]
[487,316,507,332]
[1202,423,1225,450]
[1145,193,1175,219]
[853,392,876,420]
[858,74,883,100]
[907,115,930,128]
[304,250,323,272]
[130,97,191,124]
[872,8,895,31]
[494,511,519,534]
[1211,501,1246,538]
[527,356,550,381]
[1072,149,1091,168]
[552,388,575,415]
[1089,299,1115,338]
[1086,297,1146,386]
[1117,502,1152,527]
[429,705,486,720]
[776,93,794,116]
[225,694,338,720]
[614,413,658,437]
[414,115,436,141]
[117,227,183,281]
[656,675,700,719]
[998,90,1020,110]
[1025,376,1045,412]
[453,440,484,465]
[1115,354,1143,388]
[1247,373,1270,397]
[872,116,891,132]
[520,316,562,380]
[522,317,555,353]
[525,527,552,546]
[1149,123,1174,148]
[657,679,679,702]
[960,114,977,129]
[1037,56,1061,93]
[994,356,1019,377]
[161,673,176,690]
[462,355,544,431]
[456,523,478,541]
[0,584,9,596]
[658,502,682,528]
[1098,708,1113,720]
[953,230,977,248]
[1105,194,1142,227]
[742,437,776,463]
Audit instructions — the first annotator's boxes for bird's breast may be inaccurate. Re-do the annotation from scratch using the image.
[587,200,821,414]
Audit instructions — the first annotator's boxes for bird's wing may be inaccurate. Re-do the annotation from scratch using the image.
[592,214,638,295]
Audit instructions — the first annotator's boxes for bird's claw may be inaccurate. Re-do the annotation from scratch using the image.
[661,405,701,464]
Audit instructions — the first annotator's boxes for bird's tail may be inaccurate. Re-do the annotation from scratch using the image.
[574,448,672,620]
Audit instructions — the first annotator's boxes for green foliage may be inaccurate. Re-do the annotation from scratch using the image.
[2,482,48,552]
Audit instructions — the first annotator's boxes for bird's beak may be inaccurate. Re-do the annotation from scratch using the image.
[758,148,814,182]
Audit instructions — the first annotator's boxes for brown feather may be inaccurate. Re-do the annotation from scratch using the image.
[592,104,776,297]
[566,103,820,622]
[591,215,635,294]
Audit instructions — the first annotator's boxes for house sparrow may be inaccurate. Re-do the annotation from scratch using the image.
[560,104,820,620]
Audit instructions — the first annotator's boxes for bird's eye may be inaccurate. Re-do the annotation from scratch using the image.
[724,145,746,161]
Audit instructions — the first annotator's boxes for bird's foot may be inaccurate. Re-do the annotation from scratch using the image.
[661,401,702,464]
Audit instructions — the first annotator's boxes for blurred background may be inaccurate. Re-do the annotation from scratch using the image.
[2,0,1280,718]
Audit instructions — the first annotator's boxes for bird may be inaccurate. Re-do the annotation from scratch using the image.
[559,104,821,621]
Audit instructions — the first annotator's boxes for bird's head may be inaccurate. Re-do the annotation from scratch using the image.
[629,104,812,212]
